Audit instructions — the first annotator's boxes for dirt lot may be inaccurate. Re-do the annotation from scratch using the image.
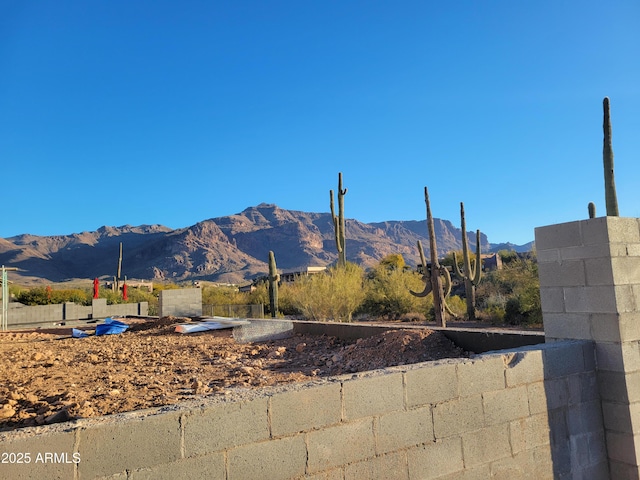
[0,317,469,432]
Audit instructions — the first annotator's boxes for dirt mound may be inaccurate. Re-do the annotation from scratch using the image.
[0,319,468,432]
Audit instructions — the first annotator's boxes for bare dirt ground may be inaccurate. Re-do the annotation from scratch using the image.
[0,317,469,432]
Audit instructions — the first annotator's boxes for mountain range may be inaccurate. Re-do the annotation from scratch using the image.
[0,203,533,285]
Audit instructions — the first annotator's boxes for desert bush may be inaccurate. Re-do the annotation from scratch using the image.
[289,262,365,322]
[201,285,244,306]
[15,287,91,306]
[359,260,427,319]
[476,256,541,326]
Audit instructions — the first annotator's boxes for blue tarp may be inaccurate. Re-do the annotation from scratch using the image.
[95,318,129,336]
[72,328,89,338]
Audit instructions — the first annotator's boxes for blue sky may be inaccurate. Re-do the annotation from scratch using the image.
[1,1,639,245]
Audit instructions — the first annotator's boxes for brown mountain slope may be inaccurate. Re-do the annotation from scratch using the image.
[1,203,521,285]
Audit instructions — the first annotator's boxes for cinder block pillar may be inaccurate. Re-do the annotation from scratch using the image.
[536,217,640,478]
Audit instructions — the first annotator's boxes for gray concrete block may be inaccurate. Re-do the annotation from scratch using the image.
[576,461,611,480]
[456,355,504,397]
[614,284,640,314]
[269,382,342,436]
[608,460,640,480]
[539,287,565,314]
[376,406,433,454]
[509,412,551,455]
[595,342,626,373]
[542,342,588,378]
[567,372,599,406]
[0,430,77,480]
[344,451,408,480]
[564,286,617,314]
[503,349,544,387]
[590,313,624,342]
[537,259,586,288]
[489,450,540,480]
[602,399,639,435]
[130,452,225,480]
[602,217,640,244]
[342,373,404,421]
[542,313,592,340]
[527,381,549,416]
[77,412,182,479]
[618,312,640,342]
[227,435,307,480]
[483,385,529,425]
[306,418,375,472]
[404,362,457,408]
[598,370,640,403]
[536,247,560,264]
[580,217,614,245]
[432,395,484,439]
[535,221,583,251]
[605,430,640,465]
[560,243,612,261]
[461,423,511,467]
[567,400,604,436]
[543,377,570,411]
[406,437,463,480]
[584,257,615,286]
[183,398,269,456]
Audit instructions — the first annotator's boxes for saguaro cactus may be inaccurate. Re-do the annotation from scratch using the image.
[452,202,482,321]
[268,251,279,318]
[603,97,619,216]
[330,172,348,267]
[408,187,447,327]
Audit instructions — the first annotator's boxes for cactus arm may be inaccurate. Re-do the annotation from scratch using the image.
[410,278,433,298]
[472,229,482,285]
[425,187,446,327]
[603,97,619,216]
[410,240,432,297]
[330,173,347,265]
[268,251,279,318]
[452,251,464,278]
[588,202,597,219]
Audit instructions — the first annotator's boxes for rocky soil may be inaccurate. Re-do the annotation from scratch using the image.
[0,317,469,432]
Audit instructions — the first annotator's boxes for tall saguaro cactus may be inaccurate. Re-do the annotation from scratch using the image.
[409,187,447,327]
[603,97,619,216]
[452,202,482,321]
[268,251,279,318]
[330,172,348,267]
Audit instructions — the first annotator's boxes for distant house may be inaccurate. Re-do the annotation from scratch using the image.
[280,266,327,283]
[480,253,503,271]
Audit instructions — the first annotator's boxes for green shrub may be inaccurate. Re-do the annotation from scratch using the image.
[359,256,430,319]
[289,263,365,322]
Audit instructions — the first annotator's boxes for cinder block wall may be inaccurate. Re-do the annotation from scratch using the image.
[158,288,202,318]
[0,339,606,480]
[7,304,64,325]
[536,217,640,478]
[6,301,149,329]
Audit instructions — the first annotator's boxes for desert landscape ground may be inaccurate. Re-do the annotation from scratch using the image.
[0,317,468,432]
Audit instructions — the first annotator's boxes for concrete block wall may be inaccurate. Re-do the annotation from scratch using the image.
[158,288,202,318]
[536,216,640,477]
[0,339,606,479]
[7,303,64,325]
[6,300,149,329]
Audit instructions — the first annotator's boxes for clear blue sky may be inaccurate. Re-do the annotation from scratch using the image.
[1,1,639,245]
